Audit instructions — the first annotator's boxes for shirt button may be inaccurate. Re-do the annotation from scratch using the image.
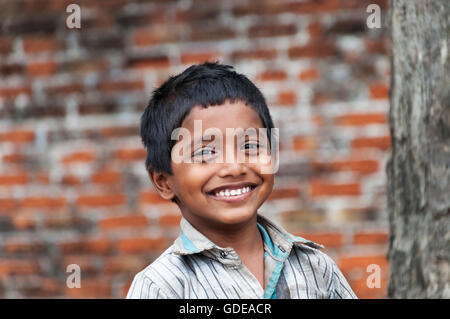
[278,246,286,253]
[220,251,228,258]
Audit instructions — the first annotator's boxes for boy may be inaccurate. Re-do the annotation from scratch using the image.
[126,62,356,299]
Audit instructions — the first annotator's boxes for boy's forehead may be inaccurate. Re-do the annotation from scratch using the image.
[181,101,264,131]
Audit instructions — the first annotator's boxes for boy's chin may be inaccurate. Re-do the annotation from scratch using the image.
[213,208,258,225]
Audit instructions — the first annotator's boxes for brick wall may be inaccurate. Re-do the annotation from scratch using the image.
[0,0,391,298]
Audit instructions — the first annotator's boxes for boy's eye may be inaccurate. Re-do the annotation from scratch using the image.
[193,148,215,157]
[245,143,258,149]
[243,142,262,150]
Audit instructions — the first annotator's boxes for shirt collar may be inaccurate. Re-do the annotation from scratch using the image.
[173,214,324,256]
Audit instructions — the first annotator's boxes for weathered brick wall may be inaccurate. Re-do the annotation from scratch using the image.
[0,0,390,298]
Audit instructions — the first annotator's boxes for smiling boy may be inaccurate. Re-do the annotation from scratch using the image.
[126,62,356,299]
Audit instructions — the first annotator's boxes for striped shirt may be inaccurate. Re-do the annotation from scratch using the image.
[126,214,357,299]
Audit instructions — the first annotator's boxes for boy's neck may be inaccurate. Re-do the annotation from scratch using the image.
[187,214,264,256]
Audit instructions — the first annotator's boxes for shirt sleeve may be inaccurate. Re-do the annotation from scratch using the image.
[328,260,358,299]
[126,271,168,299]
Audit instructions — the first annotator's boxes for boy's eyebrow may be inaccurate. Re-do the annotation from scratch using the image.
[191,128,264,146]
[191,134,218,146]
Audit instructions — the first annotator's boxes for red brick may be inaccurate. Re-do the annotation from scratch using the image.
[289,41,337,59]
[64,278,112,298]
[98,80,144,92]
[298,68,320,81]
[118,237,167,254]
[0,37,12,55]
[77,193,126,207]
[158,214,182,227]
[2,153,26,164]
[0,174,29,185]
[45,83,83,95]
[353,232,389,245]
[0,198,17,211]
[180,52,221,65]
[133,27,174,47]
[248,24,296,38]
[61,151,96,164]
[62,58,109,74]
[3,239,45,254]
[104,256,147,274]
[83,238,111,254]
[292,136,317,151]
[11,212,36,229]
[232,2,287,16]
[268,187,300,200]
[308,21,323,38]
[294,231,343,248]
[231,49,278,61]
[114,148,146,162]
[257,70,287,82]
[59,238,111,255]
[0,62,24,76]
[36,277,63,297]
[139,192,167,204]
[277,91,297,106]
[336,113,387,126]
[100,126,139,138]
[0,130,35,143]
[310,180,361,197]
[99,215,149,230]
[36,172,50,184]
[314,159,379,175]
[23,36,60,53]
[338,255,389,274]
[352,136,391,150]
[0,86,32,99]
[288,0,340,13]
[0,259,41,277]
[22,196,67,209]
[365,38,388,55]
[26,61,57,76]
[175,7,220,23]
[190,27,235,42]
[369,84,390,100]
[350,277,388,299]
[127,55,170,70]
[61,174,81,185]
[91,170,122,184]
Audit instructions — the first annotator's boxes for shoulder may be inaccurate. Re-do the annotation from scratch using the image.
[289,244,357,299]
[289,243,337,280]
[126,245,190,299]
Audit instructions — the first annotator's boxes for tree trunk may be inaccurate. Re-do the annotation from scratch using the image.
[387,0,450,298]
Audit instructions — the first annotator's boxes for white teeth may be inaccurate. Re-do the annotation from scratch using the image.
[214,186,253,197]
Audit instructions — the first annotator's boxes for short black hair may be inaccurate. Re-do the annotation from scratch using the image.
[140,61,275,175]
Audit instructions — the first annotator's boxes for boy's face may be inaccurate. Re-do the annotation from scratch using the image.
[152,100,275,230]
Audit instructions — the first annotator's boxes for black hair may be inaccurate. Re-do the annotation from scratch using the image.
[140,61,275,176]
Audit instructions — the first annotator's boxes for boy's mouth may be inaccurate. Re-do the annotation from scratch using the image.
[206,182,258,202]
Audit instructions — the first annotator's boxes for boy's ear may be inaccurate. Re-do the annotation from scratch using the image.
[147,170,175,201]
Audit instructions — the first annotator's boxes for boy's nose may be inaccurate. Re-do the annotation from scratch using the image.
[217,161,248,178]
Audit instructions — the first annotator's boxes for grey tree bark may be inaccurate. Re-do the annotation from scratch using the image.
[387,0,450,298]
